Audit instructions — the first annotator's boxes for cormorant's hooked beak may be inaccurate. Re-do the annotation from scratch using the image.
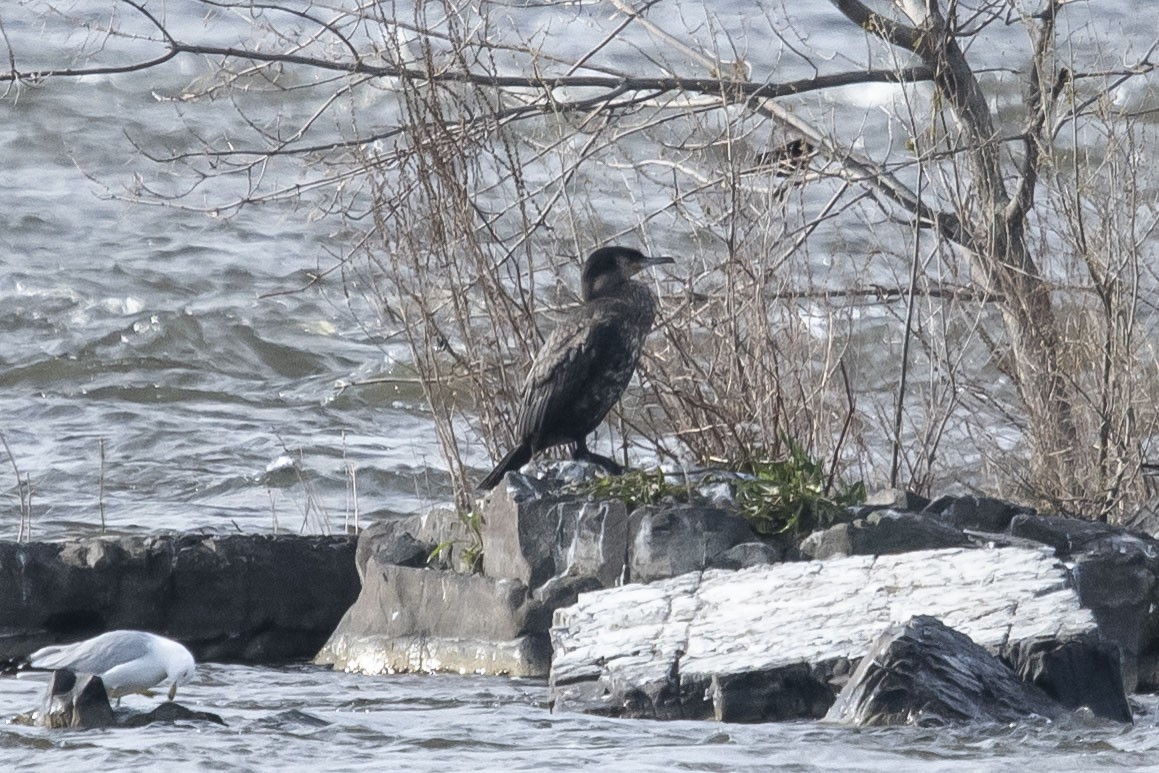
[633,255,675,273]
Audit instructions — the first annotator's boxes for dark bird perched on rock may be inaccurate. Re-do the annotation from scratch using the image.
[478,246,673,491]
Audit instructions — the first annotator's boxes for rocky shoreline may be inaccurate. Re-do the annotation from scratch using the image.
[317,467,1159,725]
[5,467,1159,728]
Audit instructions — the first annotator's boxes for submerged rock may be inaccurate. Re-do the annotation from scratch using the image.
[118,700,227,728]
[16,669,225,729]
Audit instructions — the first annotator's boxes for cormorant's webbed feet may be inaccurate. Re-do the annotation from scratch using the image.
[572,443,624,475]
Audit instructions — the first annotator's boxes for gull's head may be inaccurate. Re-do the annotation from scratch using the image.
[163,641,198,701]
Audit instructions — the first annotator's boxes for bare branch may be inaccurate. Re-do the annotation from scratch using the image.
[1007,0,1062,225]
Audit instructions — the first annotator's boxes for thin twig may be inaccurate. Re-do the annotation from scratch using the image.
[98,437,107,534]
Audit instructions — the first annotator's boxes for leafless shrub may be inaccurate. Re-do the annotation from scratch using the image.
[10,0,1158,519]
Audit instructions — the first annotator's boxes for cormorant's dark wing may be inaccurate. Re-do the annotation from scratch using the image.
[514,305,641,448]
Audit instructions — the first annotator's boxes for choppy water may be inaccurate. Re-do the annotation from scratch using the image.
[2,1,1158,770]
[2,667,1159,772]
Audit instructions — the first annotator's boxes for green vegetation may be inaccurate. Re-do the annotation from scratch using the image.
[730,440,866,538]
[569,468,691,508]
[570,438,866,539]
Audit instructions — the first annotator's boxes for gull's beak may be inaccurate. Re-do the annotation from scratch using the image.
[168,682,178,701]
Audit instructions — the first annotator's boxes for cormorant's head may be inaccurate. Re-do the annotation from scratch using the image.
[581,246,674,301]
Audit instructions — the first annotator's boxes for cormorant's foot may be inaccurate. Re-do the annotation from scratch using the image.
[573,448,624,476]
[596,457,624,475]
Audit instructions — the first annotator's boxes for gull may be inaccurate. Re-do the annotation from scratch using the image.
[28,630,197,701]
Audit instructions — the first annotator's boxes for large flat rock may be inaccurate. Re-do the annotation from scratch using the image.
[549,546,1100,720]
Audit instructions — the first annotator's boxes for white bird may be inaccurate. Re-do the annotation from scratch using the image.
[28,630,197,701]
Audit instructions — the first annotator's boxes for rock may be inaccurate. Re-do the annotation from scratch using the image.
[710,664,836,722]
[37,670,115,729]
[864,488,930,511]
[481,480,628,590]
[354,516,431,579]
[0,534,360,664]
[628,504,756,582]
[315,557,551,677]
[797,523,853,559]
[799,510,970,560]
[825,616,1065,726]
[924,495,1031,533]
[21,669,226,729]
[118,701,227,727]
[1008,513,1159,693]
[709,542,782,571]
[413,507,476,571]
[1005,635,1132,722]
[1071,542,1157,693]
[550,546,1102,721]
[1008,513,1134,555]
[533,574,604,609]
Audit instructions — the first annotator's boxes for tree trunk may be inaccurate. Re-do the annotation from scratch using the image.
[832,0,1082,503]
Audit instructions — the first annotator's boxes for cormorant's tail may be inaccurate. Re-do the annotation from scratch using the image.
[477,444,532,490]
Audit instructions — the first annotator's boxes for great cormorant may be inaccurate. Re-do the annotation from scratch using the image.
[478,246,673,490]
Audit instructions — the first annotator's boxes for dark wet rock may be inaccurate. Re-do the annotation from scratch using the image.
[19,669,224,729]
[1071,541,1158,693]
[1004,635,1132,722]
[628,504,755,582]
[709,664,835,722]
[37,670,115,729]
[825,616,1065,726]
[0,534,359,664]
[354,516,432,580]
[533,574,603,609]
[315,558,551,677]
[256,709,332,730]
[709,541,782,571]
[550,546,1098,720]
[1007,513,1159,693]
[1008,513,1136,555]
[799,510,970,560]
[863,488,930,511]
[481,478,628,590]
[923,495,1031,533]
[118,701,227,727]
